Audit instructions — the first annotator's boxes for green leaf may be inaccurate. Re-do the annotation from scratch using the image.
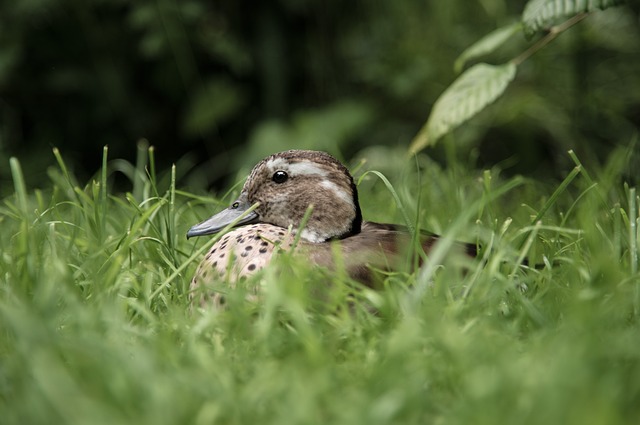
[454,22,523,74]
[409,63,517,154]
[522,0,625,37]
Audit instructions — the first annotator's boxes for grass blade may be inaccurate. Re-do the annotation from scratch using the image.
[9,158,28,217]
[133,139,149,203]
[358,170,415,234]
[630,187,637,275]
[530,165,580,226]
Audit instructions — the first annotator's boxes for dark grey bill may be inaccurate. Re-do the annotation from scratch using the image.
[186,196,259,239]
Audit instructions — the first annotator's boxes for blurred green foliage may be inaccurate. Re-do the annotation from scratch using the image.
[2,132,640,425]
[0,0,639,192]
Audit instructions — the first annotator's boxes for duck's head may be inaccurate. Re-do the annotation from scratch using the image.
[187,150,362,243]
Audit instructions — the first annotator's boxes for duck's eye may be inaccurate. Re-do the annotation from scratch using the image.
[231,202,239,209]
[272,170,288,184]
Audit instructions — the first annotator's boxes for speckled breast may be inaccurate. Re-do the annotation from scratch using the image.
[189,223,296,305]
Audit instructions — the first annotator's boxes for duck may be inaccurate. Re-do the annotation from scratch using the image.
[187,149,477,306]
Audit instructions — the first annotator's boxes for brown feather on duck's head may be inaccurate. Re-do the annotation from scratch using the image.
[187,150,362,243]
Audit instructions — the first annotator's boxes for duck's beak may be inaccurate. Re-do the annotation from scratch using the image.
[187,195,259,239]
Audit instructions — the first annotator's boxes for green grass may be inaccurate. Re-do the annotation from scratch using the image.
[1,145,639,425]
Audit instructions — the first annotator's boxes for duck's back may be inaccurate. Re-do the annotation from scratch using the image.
[305,221,477,286]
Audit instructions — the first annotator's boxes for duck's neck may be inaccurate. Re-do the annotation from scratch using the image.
[295,179,362,243]
[342,178,362,238]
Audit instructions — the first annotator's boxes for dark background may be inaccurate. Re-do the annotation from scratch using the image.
[1,0,639,194]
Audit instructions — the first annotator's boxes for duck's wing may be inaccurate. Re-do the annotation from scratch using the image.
[305,221,477,286]
[360,222,477,257]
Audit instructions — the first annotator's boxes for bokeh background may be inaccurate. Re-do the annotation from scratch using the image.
[1,0,639,194]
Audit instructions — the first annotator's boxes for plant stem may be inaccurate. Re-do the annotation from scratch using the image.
[512,13,589,66]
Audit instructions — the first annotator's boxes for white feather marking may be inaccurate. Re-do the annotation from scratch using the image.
[265,158,329,177]
[288,161,329,177]
[265,157,288,170]
[300,229,324,243]
[320,180,352,205]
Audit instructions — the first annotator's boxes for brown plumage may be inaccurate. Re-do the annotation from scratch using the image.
[187,150,476,307]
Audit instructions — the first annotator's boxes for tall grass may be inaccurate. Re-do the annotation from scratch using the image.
[1,145,639,425]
